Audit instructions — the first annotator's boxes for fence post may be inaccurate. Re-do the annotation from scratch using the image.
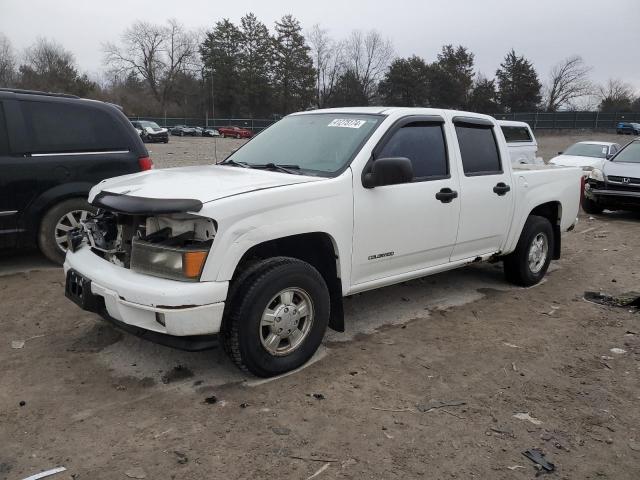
[595,111,599,129]
[534,111,538,130]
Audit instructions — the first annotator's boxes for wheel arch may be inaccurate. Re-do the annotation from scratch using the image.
[528,201,562,260]
[226,232,345,332]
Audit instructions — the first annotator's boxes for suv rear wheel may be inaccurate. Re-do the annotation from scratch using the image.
[39,198,96,264]
[221,257,330,377]
[503,215,554,287]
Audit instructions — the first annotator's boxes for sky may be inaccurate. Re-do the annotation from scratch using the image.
[1,0,639,92]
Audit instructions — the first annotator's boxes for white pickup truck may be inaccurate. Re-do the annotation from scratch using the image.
[64,107,582,377]
[498,120,541,165]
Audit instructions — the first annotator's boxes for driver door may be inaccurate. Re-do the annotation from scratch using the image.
[351,117,461,286]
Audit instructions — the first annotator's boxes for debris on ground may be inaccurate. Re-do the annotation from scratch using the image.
[507,465,525,471]
[11,340,25,349]
[271,426,291,436]
[124,467,147,479]
[416,400,466,413]
[522,448,555,473]
[503,342,522,349]
[239,403,249,408]
[583,291,640,310]
[610,348,627,355]
[204,396,218,405]
[306,462,330,480]
[513,412,543,425]
[21,466,67,480]
[174,451,188,465]
[312,393,325,400]
[19,400,26,407]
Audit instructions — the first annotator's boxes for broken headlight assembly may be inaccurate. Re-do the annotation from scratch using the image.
[130,217,216,282]
[589,168,605,182]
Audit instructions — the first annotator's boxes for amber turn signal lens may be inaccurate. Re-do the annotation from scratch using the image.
[182,251,208,279]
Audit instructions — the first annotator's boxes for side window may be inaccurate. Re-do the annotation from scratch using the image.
[501,126,532,142]
[456,125,502,175]
[0,103,9,155]
[20,100,129,154]
[377,122,448,180]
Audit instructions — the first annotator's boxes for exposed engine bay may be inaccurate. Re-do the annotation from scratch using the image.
[70,210,216,280]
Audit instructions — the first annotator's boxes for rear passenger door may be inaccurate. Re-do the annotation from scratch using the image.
[450,117,514,261]
[0,101,17,248]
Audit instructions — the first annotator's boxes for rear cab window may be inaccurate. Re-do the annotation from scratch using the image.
[501,126,532,143]
[455,121,502,176]
[19,100,130,154]
[0,102,9,155]
[377,121,448,180]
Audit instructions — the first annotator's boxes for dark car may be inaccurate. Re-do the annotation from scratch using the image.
[170,125,197,136]
[0,88,152,264]
[616,122,640,135]
[218,126,253,139]
[583,139,640,213]
[130,120,169,143]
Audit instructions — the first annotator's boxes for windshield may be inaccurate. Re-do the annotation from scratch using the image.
[225,114,381,176]
[563,143,608,158]
[613,141,640,163]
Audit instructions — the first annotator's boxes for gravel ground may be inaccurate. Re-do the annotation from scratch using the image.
[1,131,639,479]
[148,131,634,170]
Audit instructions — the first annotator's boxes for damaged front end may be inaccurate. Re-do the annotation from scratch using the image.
[69,193,216,282]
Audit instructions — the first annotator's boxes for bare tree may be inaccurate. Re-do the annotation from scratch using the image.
[0,33,17,86]
[597,78,636,112]
[104,19,199,110]
[307,24,344,107]
[343,30,394,100]
[543,55,593,111]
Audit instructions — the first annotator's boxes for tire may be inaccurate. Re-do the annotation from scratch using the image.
[180,131,184,137]
[581,195,604,214]
[221,257,330,377]
[503,215,554,287]
[38,198,97,265]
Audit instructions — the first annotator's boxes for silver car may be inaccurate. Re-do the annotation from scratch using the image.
[583,140,640,213]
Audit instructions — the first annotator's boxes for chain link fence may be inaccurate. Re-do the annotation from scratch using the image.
[129,112,640,132]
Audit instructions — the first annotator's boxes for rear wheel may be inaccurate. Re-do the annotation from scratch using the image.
[38,198,96,264]
[503,215,554,287]
[581,195,604,214]
[221,257,330,377]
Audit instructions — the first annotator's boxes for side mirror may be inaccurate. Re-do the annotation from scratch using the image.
[606,153,614,160]
[363,157,413,188]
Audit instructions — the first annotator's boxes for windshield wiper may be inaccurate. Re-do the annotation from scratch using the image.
[222,158,250,168]
[254,163,302,175]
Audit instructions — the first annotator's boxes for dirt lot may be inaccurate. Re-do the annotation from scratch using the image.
[1,132,639,480]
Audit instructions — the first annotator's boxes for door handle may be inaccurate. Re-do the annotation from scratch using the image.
[493,182,511,196]
[435,188,458,203]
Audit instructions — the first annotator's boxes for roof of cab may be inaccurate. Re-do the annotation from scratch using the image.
[294,106,497,121]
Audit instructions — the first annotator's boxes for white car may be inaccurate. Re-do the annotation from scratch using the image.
[549,141,622,173]
[64,107,582,377]
[498,120,541,165]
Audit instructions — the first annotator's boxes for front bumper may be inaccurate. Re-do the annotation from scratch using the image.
[64,247,228,337]
[146,132,169,142]
[585,181,640,208]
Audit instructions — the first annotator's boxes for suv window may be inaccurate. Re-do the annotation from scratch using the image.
[20,100,129,154]
[501,126,532,143]
[0,103,9,155]
[456,125,502,175]
[377,122,448,179]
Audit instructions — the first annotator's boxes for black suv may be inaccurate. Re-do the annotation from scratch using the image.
[0,88,152,264]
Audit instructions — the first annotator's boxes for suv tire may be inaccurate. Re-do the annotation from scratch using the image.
[503,215,554,287]
[221,257,330,377]
[581,195,604,214]
[39,198,96,264]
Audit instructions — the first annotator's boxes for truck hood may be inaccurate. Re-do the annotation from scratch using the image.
[603,160,640,177]
[90,165,323,204]
[548,155,605,169]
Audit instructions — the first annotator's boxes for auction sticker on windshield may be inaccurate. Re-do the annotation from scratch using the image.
[328,119,367,129]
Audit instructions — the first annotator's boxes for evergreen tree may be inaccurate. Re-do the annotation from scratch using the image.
[468,74,500,113]
[378,56,431,107]
[496,49,542,112]
[200,19,243,118]
[272,15,315,114]
[238,13,273,117]
[326,70,368,107]
[429,45,474,109]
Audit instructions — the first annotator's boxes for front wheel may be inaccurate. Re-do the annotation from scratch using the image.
[503,215,554,287]
[221,257,330,377]
[39,198,97,264]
